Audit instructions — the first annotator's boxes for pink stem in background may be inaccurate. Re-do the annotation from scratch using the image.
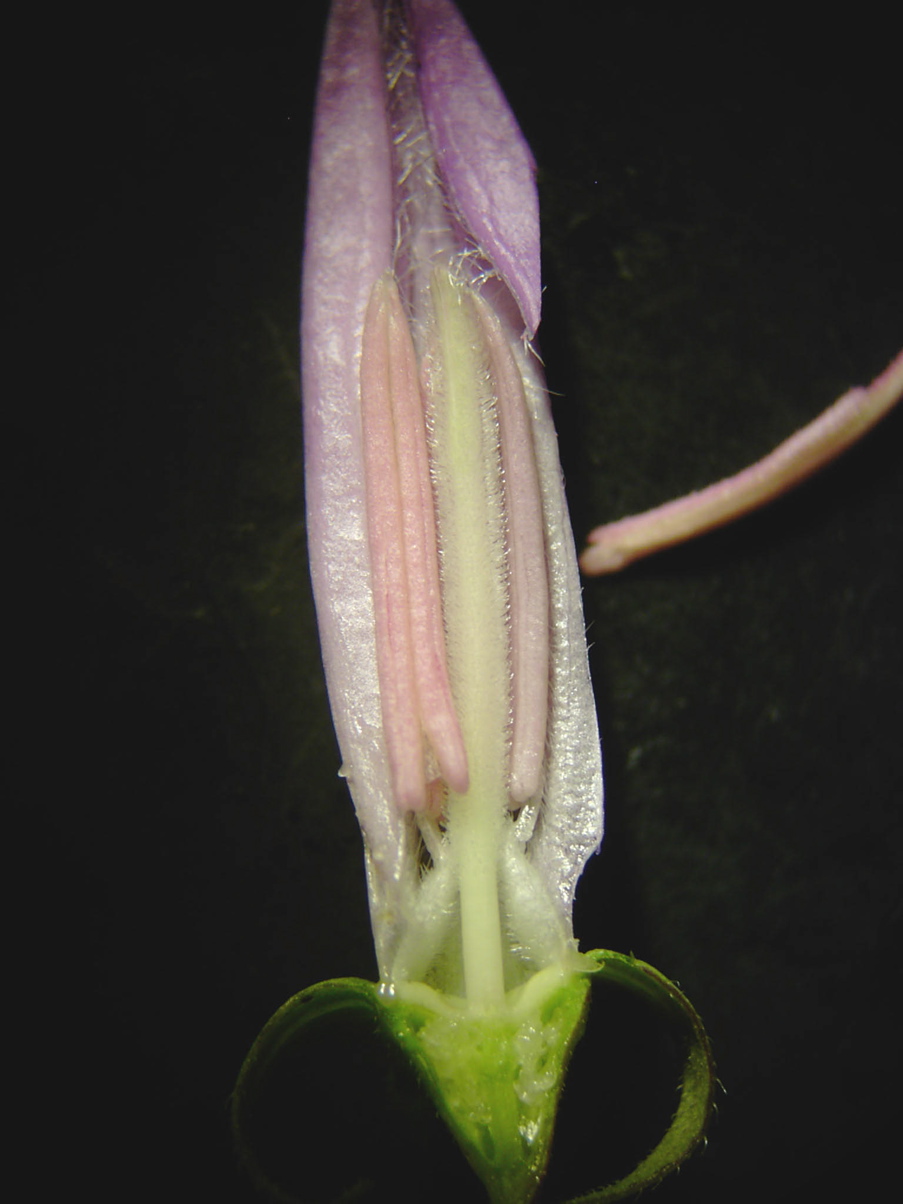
[361,274,468,811]
[472,294,550,805]
[581,349,903,575]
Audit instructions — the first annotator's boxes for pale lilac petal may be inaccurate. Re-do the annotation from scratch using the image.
[301,0,412,961]
[514,344,603,919]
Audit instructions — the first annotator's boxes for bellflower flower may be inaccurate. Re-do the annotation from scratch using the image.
[234,4,902,1198]
[302,0,601,1009]
[235,3,714,1201]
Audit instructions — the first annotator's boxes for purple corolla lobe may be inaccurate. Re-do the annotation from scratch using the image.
[407,0,542,336]
[302,0,601,1002]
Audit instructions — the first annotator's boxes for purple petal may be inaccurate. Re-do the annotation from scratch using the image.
[408,0,542,336]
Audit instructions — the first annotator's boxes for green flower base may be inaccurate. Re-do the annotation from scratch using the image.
[233,951,714,1203]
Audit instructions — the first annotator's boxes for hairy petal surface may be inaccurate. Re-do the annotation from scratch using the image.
[302,0,411,968]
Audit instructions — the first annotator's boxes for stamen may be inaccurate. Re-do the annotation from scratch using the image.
[360,273,468,810]
[471,292,550,804]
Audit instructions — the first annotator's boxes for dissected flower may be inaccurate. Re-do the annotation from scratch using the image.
[236,5,718,1201]
[302,0,602,1005]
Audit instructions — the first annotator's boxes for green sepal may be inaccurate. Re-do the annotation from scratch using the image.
[565,950,716,1203]
[232,977,387,1203]
[232,953,715,1204]
[233,969,592,1204]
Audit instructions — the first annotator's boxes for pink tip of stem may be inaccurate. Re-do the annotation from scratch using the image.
[581,349,903,576]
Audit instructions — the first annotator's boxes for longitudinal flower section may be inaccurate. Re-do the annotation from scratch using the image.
[303,0,601,1012]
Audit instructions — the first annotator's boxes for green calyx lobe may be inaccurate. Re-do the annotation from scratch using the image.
[233,952,715,1204]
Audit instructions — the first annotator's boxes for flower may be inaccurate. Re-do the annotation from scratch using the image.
[301,0,602,1007]
[236,7,716,1199]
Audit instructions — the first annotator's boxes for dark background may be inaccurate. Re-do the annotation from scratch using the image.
[17,2,901,1201]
